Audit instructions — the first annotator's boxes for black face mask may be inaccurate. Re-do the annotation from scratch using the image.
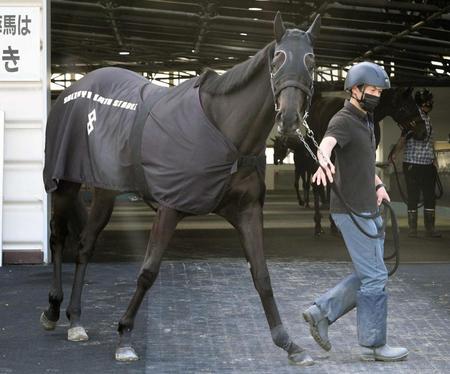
[359,92,380,113]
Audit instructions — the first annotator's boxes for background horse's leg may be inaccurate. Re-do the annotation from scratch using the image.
[41,181,81,330]
[303,169,311,208]
[220,202,313,366]
[294,168,304,206]
[116,206,184,362]
[65,187,117,341]
[313,184,323,236]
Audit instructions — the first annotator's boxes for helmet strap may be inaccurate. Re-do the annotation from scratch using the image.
[351,85,366,103]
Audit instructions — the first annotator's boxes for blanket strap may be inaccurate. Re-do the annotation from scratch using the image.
[130,104,153,200]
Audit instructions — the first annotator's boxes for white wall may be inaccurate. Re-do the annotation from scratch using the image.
[0,0,49,265]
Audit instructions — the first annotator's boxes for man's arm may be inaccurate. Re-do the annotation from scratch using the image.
[389,134,406,162]
[312,136,337,186]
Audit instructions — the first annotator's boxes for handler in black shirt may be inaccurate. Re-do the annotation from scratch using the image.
[302,62,408,362]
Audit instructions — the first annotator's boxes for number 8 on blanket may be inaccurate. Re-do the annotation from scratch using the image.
[87,109,96,135]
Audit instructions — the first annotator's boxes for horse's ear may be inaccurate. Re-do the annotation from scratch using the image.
[274,11,286,43]
[306,14,321,45]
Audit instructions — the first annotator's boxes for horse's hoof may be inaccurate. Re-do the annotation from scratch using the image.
[115,346,139,362]
[288,351,315,366]
[40,312,57,330]
[68,326,89,341]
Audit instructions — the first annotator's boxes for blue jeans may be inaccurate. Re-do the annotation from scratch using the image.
[315,213,388,324]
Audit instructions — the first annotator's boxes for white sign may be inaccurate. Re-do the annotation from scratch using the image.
[0,7,40,81]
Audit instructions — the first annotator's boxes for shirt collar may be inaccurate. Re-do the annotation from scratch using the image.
[344,99,369,121]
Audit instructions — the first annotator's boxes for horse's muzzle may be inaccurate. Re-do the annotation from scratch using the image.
[276,110,301,135]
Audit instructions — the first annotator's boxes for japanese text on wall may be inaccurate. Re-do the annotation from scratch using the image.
[0,7,40,81]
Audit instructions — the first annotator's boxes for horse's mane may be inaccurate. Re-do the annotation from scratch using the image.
[199,41,275,95]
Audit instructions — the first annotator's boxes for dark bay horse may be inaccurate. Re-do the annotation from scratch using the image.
[40,13,320,366]
[273,88,421,235]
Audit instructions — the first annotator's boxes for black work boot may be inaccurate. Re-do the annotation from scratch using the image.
[407,210,417,238]
[424,209,442,238]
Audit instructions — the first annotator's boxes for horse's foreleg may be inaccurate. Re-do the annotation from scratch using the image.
[116,206,183,362]
[65,188,116,342]
[225,204,313,366]
[294,169,304,206]
[41,182,81,331]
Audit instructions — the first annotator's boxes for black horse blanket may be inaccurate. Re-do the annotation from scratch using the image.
[44,67,265,215]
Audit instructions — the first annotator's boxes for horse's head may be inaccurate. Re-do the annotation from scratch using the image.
[272,136,289,165]
[380,87,427,139]
[271,12,320,135]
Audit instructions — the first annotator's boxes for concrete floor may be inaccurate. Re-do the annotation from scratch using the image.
[1,191,449,373]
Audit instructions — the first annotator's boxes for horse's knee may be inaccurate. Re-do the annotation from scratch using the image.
[137,268,159,291]
[75,233,97,263]
[253,275,274,299]
[76,245,95,264]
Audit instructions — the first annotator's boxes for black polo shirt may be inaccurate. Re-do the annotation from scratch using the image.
[324,99,377,214]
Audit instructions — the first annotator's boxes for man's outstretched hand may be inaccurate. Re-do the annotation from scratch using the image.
[312,157,335,186]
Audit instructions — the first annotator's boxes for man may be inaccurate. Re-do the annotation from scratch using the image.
[393,89,441,237]
[303,61,408,361]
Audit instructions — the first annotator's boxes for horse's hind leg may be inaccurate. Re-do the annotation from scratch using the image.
[116,206,183,361]
[66,187,117,341]
[41,181,81,330]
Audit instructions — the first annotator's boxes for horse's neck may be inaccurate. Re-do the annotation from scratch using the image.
[202,68,275,155]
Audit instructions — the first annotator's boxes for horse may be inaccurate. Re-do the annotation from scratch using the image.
[273,87,422,235]
[40,12,320,366]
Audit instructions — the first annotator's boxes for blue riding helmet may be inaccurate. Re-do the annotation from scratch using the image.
[344,62,391,91]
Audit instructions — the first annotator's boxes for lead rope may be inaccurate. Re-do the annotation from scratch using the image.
[294,117,400,276]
